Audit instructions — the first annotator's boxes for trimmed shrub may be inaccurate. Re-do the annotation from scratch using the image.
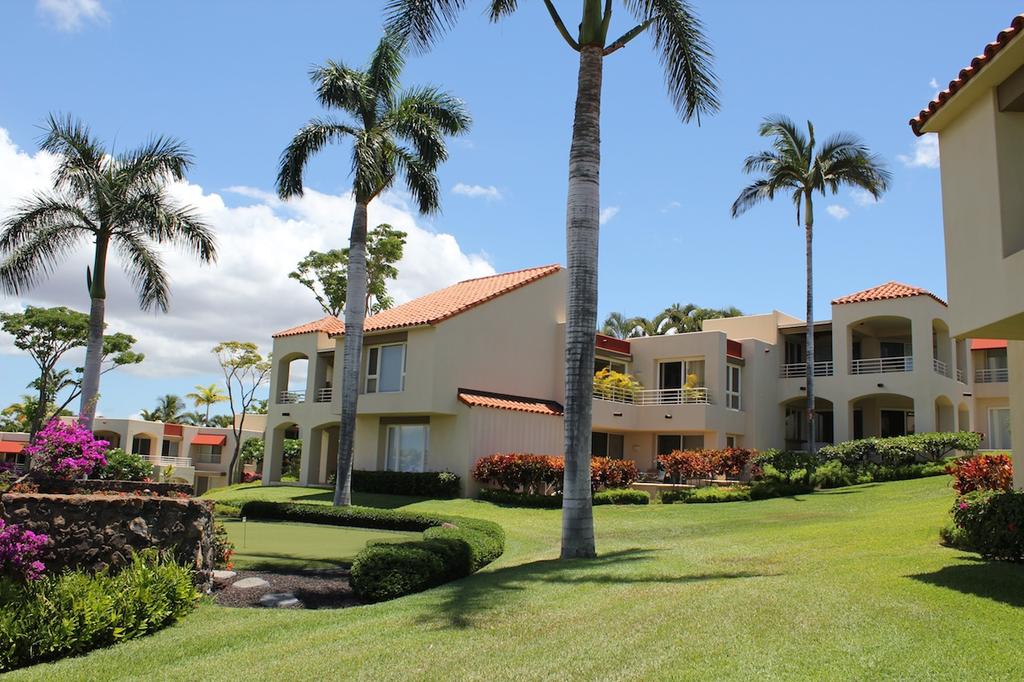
[593,488,649,505]
[93,448,153,481]
[749,479,814,500]
[658,488,692,504]
[819,432,981,467]
[478,488,562,508]
[811,460,865,489]
[946,454,1013,495]
[213,503,241,518]
[951,490,1024,561]
[351,470,460,498]
[0,550,197,672]
[590,458,639,491]
[472,454,636,494]
[658,449,758,482]
[683,486,752,504]
[755,449,817,478]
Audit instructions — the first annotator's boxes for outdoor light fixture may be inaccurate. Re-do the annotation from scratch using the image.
[877,383,884,388]
[664,414,672,419]
[612,411,623,417]
[800,386,806,391]
[282,412,291,417]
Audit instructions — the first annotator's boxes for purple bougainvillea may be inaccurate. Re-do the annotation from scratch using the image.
[24,419,108,479]
[0,519,49,581]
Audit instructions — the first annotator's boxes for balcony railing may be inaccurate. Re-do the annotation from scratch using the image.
[779,361,834,378]
[933,358,952,378]
[975,367,1009,383]
[143,455,192,468]
[850,356,913,375]
[278,390,305,404]
[956,367,965,383]
[315,387,333,403]
[593,386,711,406]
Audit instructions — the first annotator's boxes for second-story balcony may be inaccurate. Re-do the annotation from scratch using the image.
[975,367,1009,383]
[315,387,333,402]
[278,390,305,404]
[850,356,913,375]
[143,455,192,468]
[779,361,834,378]
[593,386,711,406]
[933,358,953,378]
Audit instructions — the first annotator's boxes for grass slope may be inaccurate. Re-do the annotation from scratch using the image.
[13,477,1024,680]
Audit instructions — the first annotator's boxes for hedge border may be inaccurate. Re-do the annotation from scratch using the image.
[237,501,505,602]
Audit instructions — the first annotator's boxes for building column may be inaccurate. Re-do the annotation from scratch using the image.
[298,426,319,485]
[833,401,851,444]
[263,429,285,484]
[1008,341,1024,489]
[913,393,936,434]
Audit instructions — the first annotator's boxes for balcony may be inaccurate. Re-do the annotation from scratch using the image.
[593,386,711,406]
[975,367,1009,383]
[143,455,192,468]
[278,390,305,404]
[933,358,953,378]
[850,356,913,375]
[315,387,333,403]
[779,361,834,378]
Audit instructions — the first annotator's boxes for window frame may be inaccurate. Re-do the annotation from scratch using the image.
[385,423,429,472]
[365,342,407,394]
[726,363,742,410]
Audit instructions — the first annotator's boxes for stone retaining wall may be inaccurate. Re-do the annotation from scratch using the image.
[0,493,215,588]
[29,479,193,496]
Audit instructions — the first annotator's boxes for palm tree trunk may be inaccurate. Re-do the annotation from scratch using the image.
[30,367,48,439]
[561,45,603,560]
[79,236,109,429]
[334,200,370,506]
[804,192,816,467]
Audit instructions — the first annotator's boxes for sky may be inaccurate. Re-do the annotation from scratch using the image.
[0,0,1020,418]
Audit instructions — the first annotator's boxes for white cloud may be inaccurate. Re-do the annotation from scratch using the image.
[599,206,620,225]
[826,205,850,221]
[452,183,502,201]
[929,77,940,90]
[898,134,940,169]
[660,200,682,214]
[850,188,879,207]
[0,126,495,378]
[37,0,107,31]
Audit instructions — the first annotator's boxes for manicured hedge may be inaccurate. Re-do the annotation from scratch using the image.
[817,432,980,467]
[660,486,753,504]
[592,488,649,505]
[477,487,648,508]
[471,454,638,495]
[0,551,196,672]
[351,470,460,498]
[237,500,505,602]
[657,448,758,482]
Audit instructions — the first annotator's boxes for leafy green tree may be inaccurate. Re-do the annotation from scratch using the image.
[732,116,890,457]
[94,448,153,481]
[0,114,217,427]
[213,342,271,484]
[0,395,72,433]
[43,332,144,420]
[185,383,228,426]
[386,0,718,559]
[277,34,469,506]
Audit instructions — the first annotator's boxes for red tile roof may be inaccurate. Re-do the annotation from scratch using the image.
[832,281,947,306]
[911,14,1024,135]
[273,315,344,339]
[457,388,563,416]
[971,338,1008,351]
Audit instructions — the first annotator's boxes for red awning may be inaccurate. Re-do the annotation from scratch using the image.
[0,441,25,454]
[192,434,227,446]
[971,339,1007,351]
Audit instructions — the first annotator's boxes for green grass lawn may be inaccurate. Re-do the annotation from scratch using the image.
[13,477,1024,680]
[221,519,420,571]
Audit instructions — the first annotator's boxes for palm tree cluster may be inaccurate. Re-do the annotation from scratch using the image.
[601,303,743,339]
[137,385,229,426]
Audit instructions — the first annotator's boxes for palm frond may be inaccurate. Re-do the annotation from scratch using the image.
[758,115,810,167]
[623,0,719,122]
[731,178,777,218]
[0,194,95,252]
[312,61,372,118]
[117,191,217,263]
[276,119,360,198]
[0,224,86,295]
[367,33,407,102]
[119,135,194,189]
[383,0,469,50]
[488,0,518,20]
[392,86,472,136]
[113,230,171,312]
[38,113,105,201]
[394,146,441,214]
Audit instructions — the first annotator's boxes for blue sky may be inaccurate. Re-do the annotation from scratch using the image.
[0,0,1020,418]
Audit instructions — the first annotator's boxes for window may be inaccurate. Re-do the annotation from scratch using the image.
[785,341,804,365]
[131,437,152,456]
[988,408,1012,449]
[880,410,914,438]
[195,445,222,464]
[656,434,704,454]
[366,344,405,393]
[658,359,705,389]
[726,364,741,410]
[726,435,738,448]
[591,432,624,459]
[161,440,179,457]
[385,424,428,472]
[594,357,627,375]
[986,348,1009,369]
[853,410,864,439]
[880,341,907,359]
[785,408,833,444]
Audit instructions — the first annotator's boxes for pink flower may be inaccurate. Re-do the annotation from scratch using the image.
[958,502,969,510]
[24,419,108,479]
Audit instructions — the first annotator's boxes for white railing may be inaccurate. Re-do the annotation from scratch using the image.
[850,356,913,375]
[593,386,711,406]
[143,455,192,468]
[278,390,304,404]
[933,358,952,378]
[316,387,333,402]
[779,361,834,378]
[975,367,1009,383]
[956,368,965,383]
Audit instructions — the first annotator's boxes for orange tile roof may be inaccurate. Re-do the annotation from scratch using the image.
[832,281,947,306]
[272,315,345,339]
[457,388,563,416]
[971,338,1008,351]
[911,14,1024,135]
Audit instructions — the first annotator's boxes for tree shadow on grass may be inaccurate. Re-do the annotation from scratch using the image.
[280,489,430,509]
[417,548,775,629]
[908,558,1024,608]
[231,551,349,572]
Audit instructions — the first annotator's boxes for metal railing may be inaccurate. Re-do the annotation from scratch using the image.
[975,367,1009,383]
[315,387,333,402]
[933,358,952,378]
[849,356,913,375]
[593,386,711,406]
[278,390,305,404]
[779,361,834,378]
[956,368,965,383]
[142,455,192,468]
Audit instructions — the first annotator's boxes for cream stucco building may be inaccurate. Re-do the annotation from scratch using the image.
[264,265,998,496]
[913,12,1024,487]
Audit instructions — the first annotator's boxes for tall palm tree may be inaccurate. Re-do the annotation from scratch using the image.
[600,312,634,339]
[386,0,718,560]
[0,115,216,428]
[277,34,470,506]
[732,116,890,457]
[186,383,228,425]
[140,394,188,423]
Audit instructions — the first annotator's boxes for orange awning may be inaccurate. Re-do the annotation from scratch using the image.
[192,434,227,446]
[0,441,25,454]
[971,339,1008,351]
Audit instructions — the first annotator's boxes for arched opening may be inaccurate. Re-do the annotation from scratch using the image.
[847,316,913,374]
[306,422,340,485]
[130,432,158,458]
[851,393,915,439]
[935,395,955,433]
[781,395,835,451]
[276,352,309,405]
[932,319,953,378]
[265,421,301,484]
[94,430,121,450]
[957,402,971,432]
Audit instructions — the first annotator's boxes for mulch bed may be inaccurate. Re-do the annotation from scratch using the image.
[212,568,363,610]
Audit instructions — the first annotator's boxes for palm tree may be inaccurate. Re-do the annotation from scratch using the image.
[277,34,470,506]
[139,394,187,423]
[0,115,217,428]
[386,0,718,559]
[600,312,634,339]
[732,116,890,458]
[186,383,228,425]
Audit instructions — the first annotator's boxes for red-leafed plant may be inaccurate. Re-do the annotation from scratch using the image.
[472,454,639,495]
[658,448,758,483]
[590,458,639,491]
[947,454,1014,495]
